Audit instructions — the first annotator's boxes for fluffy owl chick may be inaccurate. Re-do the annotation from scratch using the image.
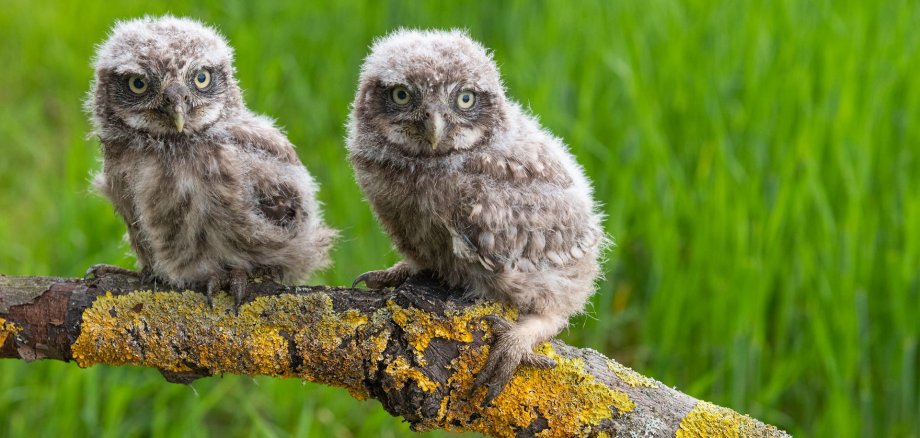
[347,29,606,405]
[87,16,337,307]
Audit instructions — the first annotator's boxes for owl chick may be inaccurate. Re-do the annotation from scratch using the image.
[87,16,337,308]
[347,29,606,405]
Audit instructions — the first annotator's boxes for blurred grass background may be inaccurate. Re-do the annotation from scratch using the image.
[0,0,918,436]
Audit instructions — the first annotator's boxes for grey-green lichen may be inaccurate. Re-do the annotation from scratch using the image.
[608,359,659,388]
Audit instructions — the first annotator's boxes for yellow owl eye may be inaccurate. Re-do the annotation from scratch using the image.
[127,75,148,94]
[194,69,211,90]
[457,90,476,109]
[391,86,411,105]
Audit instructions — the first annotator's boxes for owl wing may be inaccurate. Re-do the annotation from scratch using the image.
[450,150,603,273]
[227,112,300,164]
[228,113,306,229]
[255,180,301,228]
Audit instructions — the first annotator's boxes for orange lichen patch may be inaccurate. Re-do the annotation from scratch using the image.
[435,343,633,438]
[607,359,659,388]
[384,356,439,393]
[71,290,388,398]
[0,317,22,346]
[387,299,514,360]
[676,400,786,438]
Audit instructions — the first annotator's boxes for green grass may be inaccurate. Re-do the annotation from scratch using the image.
[1,0,918,436]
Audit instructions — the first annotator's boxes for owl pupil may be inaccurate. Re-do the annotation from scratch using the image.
[133,78,144,88]
[462,95,470,103]
[197,73,206,82]
[397,90,407,99]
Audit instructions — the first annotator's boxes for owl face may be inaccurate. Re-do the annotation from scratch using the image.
[90,16,242,137]
[352,29,507,157]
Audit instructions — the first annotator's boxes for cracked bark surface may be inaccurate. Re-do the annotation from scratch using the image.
[0,271,789,437]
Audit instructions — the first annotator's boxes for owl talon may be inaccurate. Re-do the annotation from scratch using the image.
[482,314,513,334]
[205,275,220,309]
[137,266,157,284]
[471,340,521,407]
[470,315,557,407]
[352,270,392,289]
[352,266,410,289]
[83,264,140,280]
[229,269,249,314]
[470,315,520,406]
[351,272,375,288]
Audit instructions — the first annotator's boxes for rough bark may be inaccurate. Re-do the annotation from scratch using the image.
[0,272,789,437]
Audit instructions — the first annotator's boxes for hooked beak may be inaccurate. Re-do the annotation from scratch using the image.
[424,111,445,150]
[173,109,185,133]
[163,82,189,133]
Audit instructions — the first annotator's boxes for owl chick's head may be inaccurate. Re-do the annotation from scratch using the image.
[350,29,507,157]
[89,16,242,138]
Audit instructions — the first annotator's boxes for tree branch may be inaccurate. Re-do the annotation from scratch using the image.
[0,272,788,437]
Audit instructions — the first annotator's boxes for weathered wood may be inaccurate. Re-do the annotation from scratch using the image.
[0,271,789,437]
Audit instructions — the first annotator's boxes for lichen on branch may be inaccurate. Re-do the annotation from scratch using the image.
[0,273,790,438]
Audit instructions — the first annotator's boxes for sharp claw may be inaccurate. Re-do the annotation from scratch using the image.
[478,353,518,407]
[206,276,220,309]
[470,362,493,396]
[471,315,538,407]
[482,384,502,408]
[351,274,368,289]
[84,264,140,280]
[138,267,155,284]
[469,344,498,397]
[230,270,248,315]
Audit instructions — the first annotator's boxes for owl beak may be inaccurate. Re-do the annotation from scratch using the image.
[424,112,445,150]
[164,83,190,133]
[173,110,185,133]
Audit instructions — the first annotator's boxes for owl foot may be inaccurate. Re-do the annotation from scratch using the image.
[352,261,412,289]
[205,269,249,314]
[84,264,148,281]
[470,315,557,407]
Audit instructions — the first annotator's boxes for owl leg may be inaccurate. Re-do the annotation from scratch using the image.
[352,260,413,289]
[470,313,565,407]
[205,269,249,314]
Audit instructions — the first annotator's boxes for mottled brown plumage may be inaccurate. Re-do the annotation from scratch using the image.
[347,29,607,405]
[87,16,337,306]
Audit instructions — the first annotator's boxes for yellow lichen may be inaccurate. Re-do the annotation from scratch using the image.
[434,342,633,438]
[71,291,650,436]
[71,290,388,398]
[676,400,785,437]
[607,359,659,388]
[384,356,439,393]
[0,317,22,346]
[388,299,513,356]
